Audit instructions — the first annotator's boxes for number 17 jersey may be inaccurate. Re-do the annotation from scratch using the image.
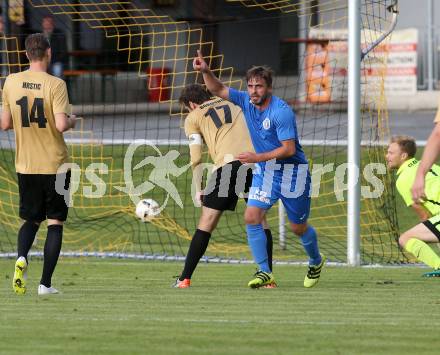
[2,70,70,174]
[184,97,253,169]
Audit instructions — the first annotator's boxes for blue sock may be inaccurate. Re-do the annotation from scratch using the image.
[246,224,270,273]
[300,226,322,265]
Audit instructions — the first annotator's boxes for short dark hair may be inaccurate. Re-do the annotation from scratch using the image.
[25,33,50,61]
[246,65,274,87]
[390,135,417,158]
[179,84,212,107]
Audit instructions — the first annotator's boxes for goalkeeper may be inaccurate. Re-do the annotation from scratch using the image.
[386,136,440,276]
[173,84,274,288]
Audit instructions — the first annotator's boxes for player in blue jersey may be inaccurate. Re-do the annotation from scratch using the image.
[193,50,325,288]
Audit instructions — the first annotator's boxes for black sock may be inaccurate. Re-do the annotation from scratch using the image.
[265,229,273,272]
[180,229,211,280]
[40,225,63,287]
[17,221,39,263]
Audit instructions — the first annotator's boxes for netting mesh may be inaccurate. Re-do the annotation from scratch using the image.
[226,0,344,15]
[0,0,406,263]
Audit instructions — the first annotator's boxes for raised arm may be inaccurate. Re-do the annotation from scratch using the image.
[193,50,229,100]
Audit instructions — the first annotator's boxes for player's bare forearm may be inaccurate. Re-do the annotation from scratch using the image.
[68,115,77,129]
[238,144,295,164]
[411,203,431,222]
[412,124,440,202]
[259,145,295,162]
[417,123,440,177]
[189,145,202,170]
[254,148,288,163]
[190,160,202,170]
[0,122,13,131]
[191,163,204,193]
[55,113,77,132]
[201,70,229,100]
[0,110,13,131]
[418,211,431,222]
[256,140,296,162]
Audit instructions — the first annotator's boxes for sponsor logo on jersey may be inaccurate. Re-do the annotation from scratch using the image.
[249,188,270,204]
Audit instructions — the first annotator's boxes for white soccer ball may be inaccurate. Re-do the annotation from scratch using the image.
[135,199,160,222]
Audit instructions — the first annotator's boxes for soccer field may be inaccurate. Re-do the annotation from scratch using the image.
[1,259,439,355]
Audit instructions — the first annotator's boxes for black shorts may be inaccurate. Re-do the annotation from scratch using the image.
[202,160,253,211]
[17,171,71,223]
[423,214,440,242]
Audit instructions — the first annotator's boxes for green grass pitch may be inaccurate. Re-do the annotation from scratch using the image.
[1,259,440,355]
[1,141,438,353]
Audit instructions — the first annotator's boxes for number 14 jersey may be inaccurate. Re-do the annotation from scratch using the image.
[2,70,70,174]
[184,97,253,169]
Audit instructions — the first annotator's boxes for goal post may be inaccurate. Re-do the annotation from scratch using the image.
[347,0,361,266]
[348,0,399,266]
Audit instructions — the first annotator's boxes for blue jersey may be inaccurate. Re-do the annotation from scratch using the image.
[229,88,307,172]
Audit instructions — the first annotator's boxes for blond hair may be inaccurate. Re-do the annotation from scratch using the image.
[390,135,416,158]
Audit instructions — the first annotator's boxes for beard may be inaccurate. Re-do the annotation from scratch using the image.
[251,93,270,106]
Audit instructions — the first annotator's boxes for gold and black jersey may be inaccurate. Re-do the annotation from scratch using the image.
[184,97,253,169]
[2,70,70,174]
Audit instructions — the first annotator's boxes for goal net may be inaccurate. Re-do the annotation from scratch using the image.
[0,0,407,264]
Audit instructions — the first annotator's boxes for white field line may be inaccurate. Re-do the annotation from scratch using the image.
[0,252,429,268]
[2,316,426,326]
[63,138,429,147]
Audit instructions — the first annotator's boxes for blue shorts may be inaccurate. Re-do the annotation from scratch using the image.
[247,169,311,224]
